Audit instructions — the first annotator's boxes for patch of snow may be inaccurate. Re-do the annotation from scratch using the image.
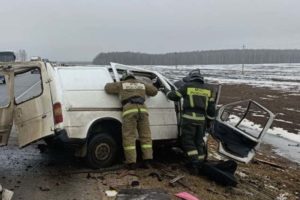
[266,95,279,98]
[268,127,300,143]
[259,97,273,100]
[148,64,300,92]
[277,113,285,116]
[288,93,300,96]
[284,108,300,113]
[275,192,289,200]
[274,119,293,124]
[252,113,266,117]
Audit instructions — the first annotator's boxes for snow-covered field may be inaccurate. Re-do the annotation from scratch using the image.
[146,63,300,163]
[146,63,300,92]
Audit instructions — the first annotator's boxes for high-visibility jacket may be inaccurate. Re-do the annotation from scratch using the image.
[166,80,216,122]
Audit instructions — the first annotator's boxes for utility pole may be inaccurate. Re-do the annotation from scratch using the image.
[175,52,178,70]
[242,44,245,75]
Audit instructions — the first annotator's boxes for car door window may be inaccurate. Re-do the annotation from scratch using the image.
[14,68,43,104]
[220,101,270,139]
[0,73,9,108]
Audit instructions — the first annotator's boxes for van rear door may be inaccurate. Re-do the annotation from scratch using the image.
[13,62,55,147]
[0,67,14,146]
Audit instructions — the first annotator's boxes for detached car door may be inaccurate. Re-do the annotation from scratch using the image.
[0,68,14,146]
[211,100,275,163]
[13,62,55,147]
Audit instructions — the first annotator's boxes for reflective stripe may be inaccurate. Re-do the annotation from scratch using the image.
[189,95,194,108]
[122,108,148,117]
[198,155,205,160]
[187,88,211,109]
[187,150,198,156]
[209,97,215,102]
[122,82,145,90]
[175,91,182,98]
[182,113,205,121]
[207,115,215,120]
[124,146,136,150]
[141,144,152,149]
[187,88,211,97]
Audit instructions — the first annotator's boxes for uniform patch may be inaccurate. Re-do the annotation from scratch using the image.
[122,83,145,90]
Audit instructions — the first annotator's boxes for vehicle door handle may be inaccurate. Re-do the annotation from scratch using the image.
[42,114,47,119]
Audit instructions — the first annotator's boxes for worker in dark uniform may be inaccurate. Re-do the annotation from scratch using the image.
[163,69,216,174]
[105,70,158,169]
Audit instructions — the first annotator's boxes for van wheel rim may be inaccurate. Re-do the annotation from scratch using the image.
[95,143,110,160]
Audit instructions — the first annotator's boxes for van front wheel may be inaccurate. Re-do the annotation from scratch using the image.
[86,133,117,168]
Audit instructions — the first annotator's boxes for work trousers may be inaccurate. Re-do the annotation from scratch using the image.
[181,118,206,163]
[122,108,153,164]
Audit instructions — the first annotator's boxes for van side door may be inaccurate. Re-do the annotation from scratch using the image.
[13,62,55,147]
[0,68,14,146]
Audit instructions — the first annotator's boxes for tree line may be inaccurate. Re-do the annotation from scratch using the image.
[93,49,300,65]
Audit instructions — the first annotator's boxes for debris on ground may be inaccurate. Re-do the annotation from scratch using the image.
[148,172,163,181]
[175,191,200,200]
[116,188,170,200]
[0,184,14,200]
[253,158,285,169]
[39,186,50,192]
[105,190,118,197]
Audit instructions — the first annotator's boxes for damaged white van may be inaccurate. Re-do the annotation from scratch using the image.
[0,61,275,168]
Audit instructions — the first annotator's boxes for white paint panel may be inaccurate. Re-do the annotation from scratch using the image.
[58,67,113,90]
[63,91,121,109]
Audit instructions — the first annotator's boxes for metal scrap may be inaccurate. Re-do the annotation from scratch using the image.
[169,175,185,185]
[149,172,163,181]
[254,158,285,169]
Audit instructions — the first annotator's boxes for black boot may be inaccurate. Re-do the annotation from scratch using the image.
[188,161,200,175]
[140,159,152,169]
[126,163,137,170]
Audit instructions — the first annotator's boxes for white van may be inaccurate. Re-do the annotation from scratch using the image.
[0,61,275,168]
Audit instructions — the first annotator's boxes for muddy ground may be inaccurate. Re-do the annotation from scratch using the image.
[0,84,299,200]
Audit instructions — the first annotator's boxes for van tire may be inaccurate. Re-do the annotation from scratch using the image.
[86,133,117,168]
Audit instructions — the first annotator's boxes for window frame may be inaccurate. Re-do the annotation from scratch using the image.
[14,67,44,105]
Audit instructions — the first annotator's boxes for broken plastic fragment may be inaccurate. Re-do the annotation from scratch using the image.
[105,190,118,197]
[3,189,14,200]
[175,192,199,200]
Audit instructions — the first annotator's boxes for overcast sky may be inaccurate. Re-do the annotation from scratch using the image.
[1,0,300,61]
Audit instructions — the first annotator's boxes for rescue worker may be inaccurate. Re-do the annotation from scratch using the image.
[104,70,158,169]
[163,69,216,174]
